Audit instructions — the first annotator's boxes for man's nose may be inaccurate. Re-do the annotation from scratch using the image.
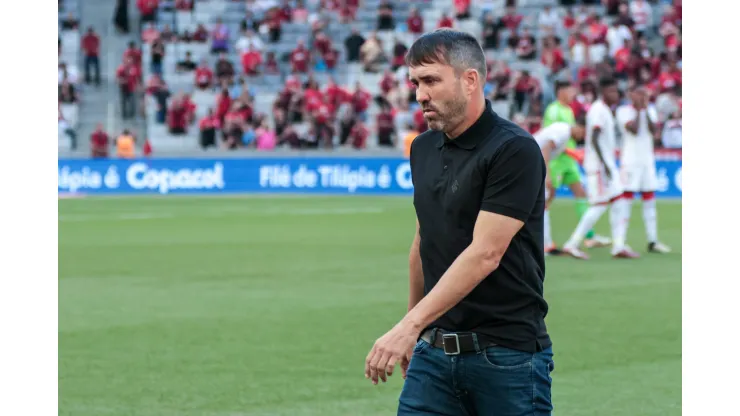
[415,87,430,104]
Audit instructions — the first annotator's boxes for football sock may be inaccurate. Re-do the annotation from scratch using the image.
[610,197,632,252]
[642,193,658,243]
[565,205,608,248]
[544,209,553,248]
[576,198,595,239]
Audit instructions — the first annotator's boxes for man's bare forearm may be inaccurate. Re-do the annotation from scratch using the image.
[403,243,500,332]
[408,231,424,312]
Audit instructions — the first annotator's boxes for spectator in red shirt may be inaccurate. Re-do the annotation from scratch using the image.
[323,48,339,72]
[513,70,541,113]
[501,6,523,31]
[182,93,197,125]
[324,77,348,109]
[81,27,101,86]
[167,96,189,135]
[137,0,159,30]
[279,0,293,22]
[614,39,634,79]
[199,108,220,149]
[290,40,310,73]
[513,27,537,61]
[264,52,280,75]
[141,23,160,43]
[657,59,682,94]
[391,38,408,71]
[413,107,428,133]
[379,69,395,95]
[123,41,142,70]
[223,102,246,149]
[563,8,576,31]
[241,45,262,76]
[454,0,471,19]
[174,0,193,11]
[313,32,332,56]
[351,82,372,120]
[193,24,209,42]
[349,118,368,149]
[437,13,454,29]
[193,60,214,90]
[90,123,109,158]
[116,57,140,119]
[376,103,396,147]
[406,8,424,36]
[215,88,232,124]
[541,36,565,75]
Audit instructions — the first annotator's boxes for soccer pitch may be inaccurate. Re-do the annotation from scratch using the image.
[58,196,681,416]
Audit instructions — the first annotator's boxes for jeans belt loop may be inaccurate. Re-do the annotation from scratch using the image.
[471,333,481,353]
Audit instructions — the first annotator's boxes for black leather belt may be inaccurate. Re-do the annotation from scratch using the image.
[420,328,497,356]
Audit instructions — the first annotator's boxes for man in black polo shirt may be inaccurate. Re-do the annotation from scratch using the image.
[363,29,554,415]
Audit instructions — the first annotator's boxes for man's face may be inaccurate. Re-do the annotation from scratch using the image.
[631,88,647,108]
[409,62,469,133]
[558,85,576,104]
[603,85,620,106]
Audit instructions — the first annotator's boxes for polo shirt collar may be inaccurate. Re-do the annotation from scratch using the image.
[437,99,498,150]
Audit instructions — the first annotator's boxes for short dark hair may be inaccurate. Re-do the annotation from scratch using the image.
[554,80,571,94]
[405,29,487,82]
[599,76,618,90]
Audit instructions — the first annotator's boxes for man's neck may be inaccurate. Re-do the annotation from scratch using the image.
[446,98,485,140]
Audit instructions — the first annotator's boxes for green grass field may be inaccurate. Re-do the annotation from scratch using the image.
[58,196,681,416]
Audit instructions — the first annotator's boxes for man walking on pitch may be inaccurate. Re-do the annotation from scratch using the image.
[364,29,554,415]
[615,85,671,253]
[534,120,586,255]
[543,80,610,250]
[562,78,640,260]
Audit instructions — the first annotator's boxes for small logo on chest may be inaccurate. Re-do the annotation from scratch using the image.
[451,179,459,193]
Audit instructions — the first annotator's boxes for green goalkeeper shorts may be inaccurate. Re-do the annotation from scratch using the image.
[549,154,582,189]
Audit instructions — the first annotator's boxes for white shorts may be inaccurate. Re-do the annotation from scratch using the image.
[621,163,658,193]
[585,168,624,205]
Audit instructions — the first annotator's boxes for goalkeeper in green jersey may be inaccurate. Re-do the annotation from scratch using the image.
[543,81,611,252]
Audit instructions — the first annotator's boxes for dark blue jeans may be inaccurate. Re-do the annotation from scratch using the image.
[398,339,554,416]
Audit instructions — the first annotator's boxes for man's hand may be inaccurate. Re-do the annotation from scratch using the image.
[365,320,420,385]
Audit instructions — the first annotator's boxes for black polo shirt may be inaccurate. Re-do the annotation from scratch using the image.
[410,100,550,353]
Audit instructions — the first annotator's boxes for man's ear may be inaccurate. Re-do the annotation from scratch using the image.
[463,68,481,95]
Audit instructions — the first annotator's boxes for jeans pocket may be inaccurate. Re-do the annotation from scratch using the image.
[481,346,533,370]
[413,339,430,355]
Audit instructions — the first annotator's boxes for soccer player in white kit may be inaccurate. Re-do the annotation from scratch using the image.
[616,85,671,253]
[533,121,586,255]
[562,78,640,260]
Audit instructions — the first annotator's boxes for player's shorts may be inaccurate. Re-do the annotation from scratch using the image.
[585,168,624,205]
[621,163,658,193]
[550,154,582,189]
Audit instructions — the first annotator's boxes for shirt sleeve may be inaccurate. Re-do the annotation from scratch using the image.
[615,107,631,129]
[480,137,545,222]
[587,105,608,130]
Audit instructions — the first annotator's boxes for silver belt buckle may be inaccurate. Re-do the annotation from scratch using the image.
[442,333,461,355]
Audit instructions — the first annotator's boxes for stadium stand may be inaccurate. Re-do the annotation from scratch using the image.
[60,0,682,156]
[58,0,82,152]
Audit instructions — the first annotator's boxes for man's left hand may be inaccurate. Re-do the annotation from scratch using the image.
[365,320,420,384]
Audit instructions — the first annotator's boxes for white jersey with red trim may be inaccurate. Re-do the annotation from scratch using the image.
[616,104,658,167]
[533,122,571,160]
[584,99,618,173]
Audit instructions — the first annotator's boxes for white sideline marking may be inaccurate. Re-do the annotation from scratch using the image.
[58,207,385,222]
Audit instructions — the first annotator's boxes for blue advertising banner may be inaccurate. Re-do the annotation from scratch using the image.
[58,156,681,198]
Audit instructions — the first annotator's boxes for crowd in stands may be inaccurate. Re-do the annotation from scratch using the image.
[58,0,83,150]
[67,0,682,157]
